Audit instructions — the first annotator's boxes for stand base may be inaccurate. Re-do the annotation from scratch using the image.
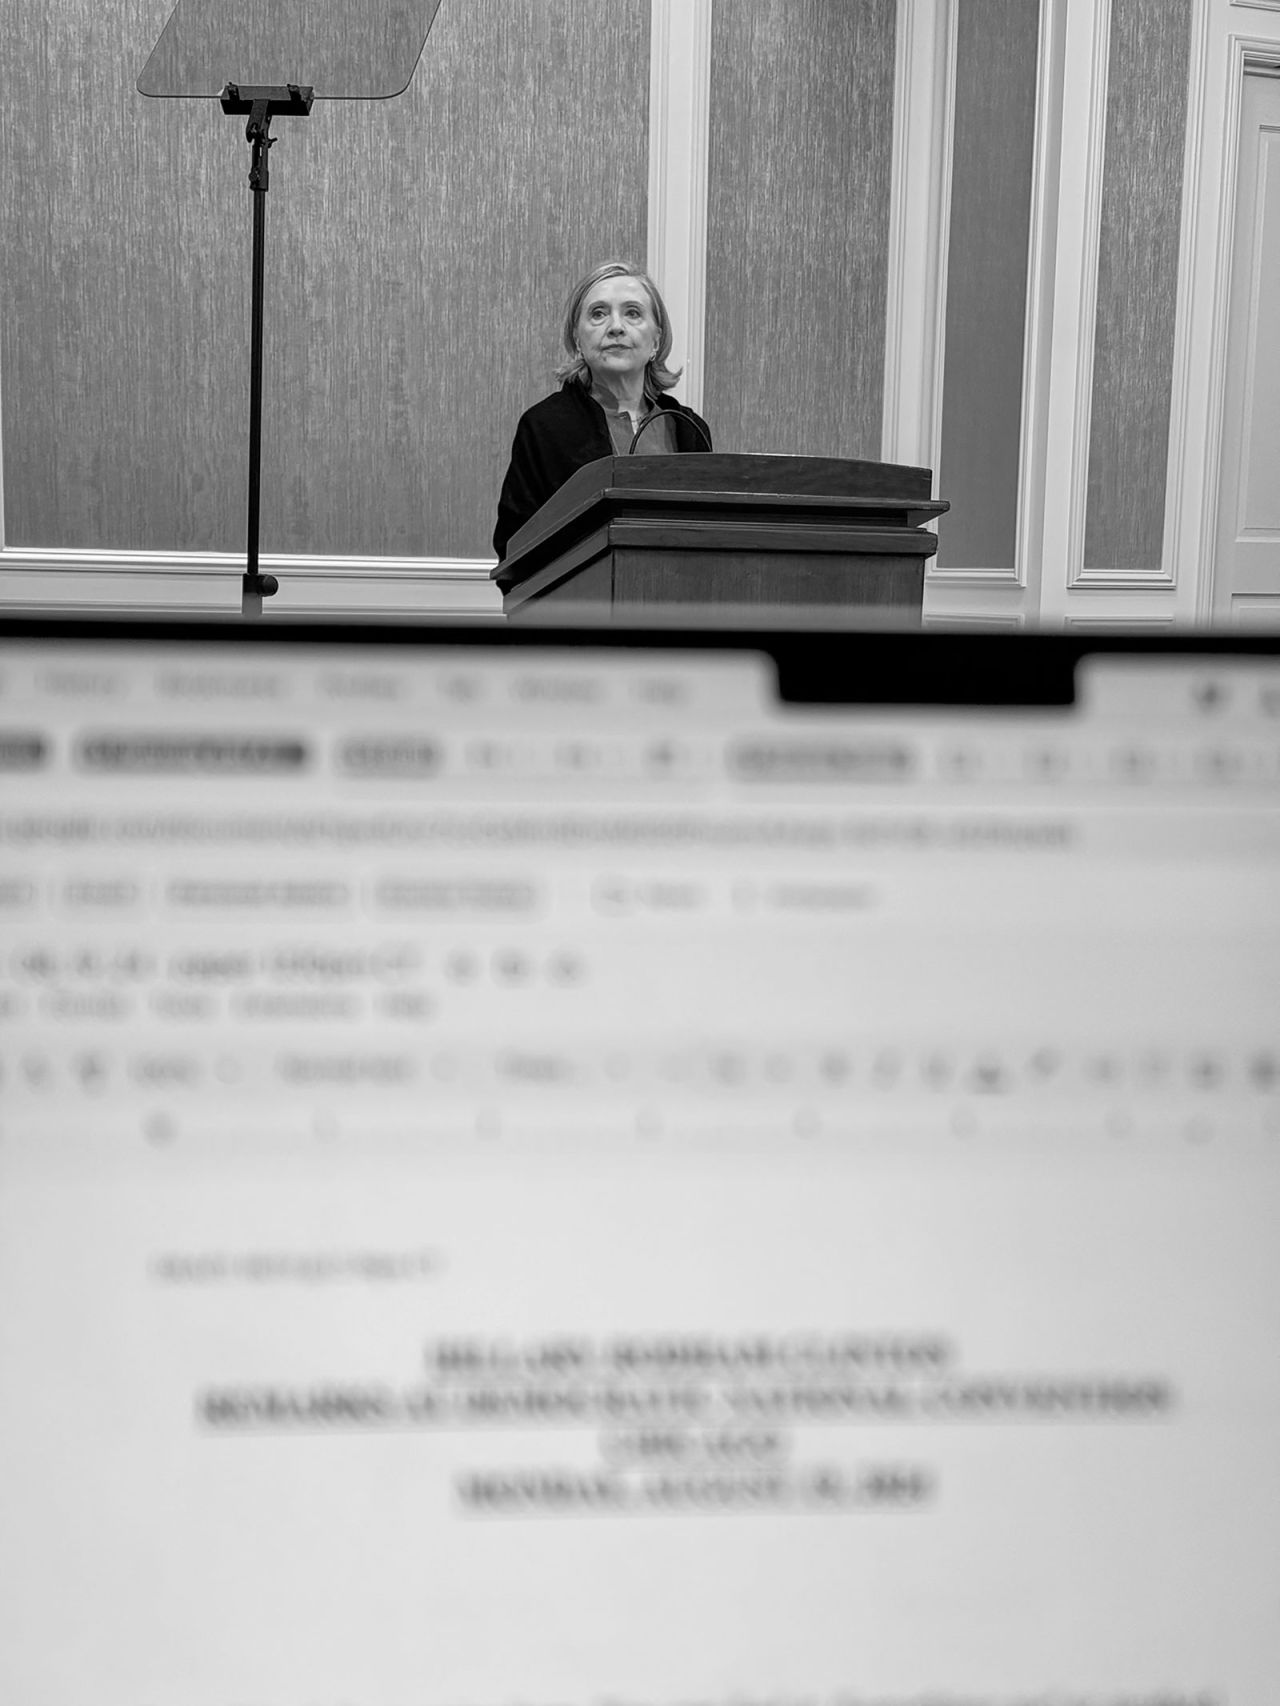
[241,571,280,618]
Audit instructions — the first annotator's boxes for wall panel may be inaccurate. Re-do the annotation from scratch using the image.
[0,0,648,559]
[1212,68,1280,619]
[934,0,1040,574]
[702,0,894,459]
[1083,0,1191,574]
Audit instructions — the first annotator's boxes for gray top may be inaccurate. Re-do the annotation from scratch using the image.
[600,406,677,458]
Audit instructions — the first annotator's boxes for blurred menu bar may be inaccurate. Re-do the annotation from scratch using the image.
[2,725,1278,791]
[6,647,1280,720]
[0,646,774,717]
[4,1038,1277,1105]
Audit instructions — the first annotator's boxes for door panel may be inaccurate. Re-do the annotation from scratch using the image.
[1215,69,1280,621]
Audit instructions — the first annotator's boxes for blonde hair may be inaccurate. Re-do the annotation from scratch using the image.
[554,260,683,394]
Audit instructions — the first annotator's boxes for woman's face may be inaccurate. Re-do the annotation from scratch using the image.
[575,276,660,386]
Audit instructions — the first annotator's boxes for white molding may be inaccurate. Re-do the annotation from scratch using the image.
[933,1,958,493]
[1071,0,1196,594]
[1015,0,1071,605]
[1188,29,1280,622]
[925,564,1022,587]
[1038,0,1112,620]
[1068,564,1183,591]
[924,0,1047,599]
[920,580,1029,624]
[1057,588,1180,628]
[1063,0,1117,591]
[923,613,1026,630]
[1228,592,1280,625]
[0,289,5,549]
[1157,0,1214,612]
[1063,614,1177,630]
[1230,0,1280,12]
[0,547,503,618]
[915,4,963,619]
[1170,8,1235,624]
[647,0,713,416]
[882,0,952,476]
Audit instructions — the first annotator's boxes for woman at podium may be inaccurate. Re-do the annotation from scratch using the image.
[493,261,712,562]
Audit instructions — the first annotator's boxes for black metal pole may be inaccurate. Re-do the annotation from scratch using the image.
[219,84,312,617]
[242,103,278,618]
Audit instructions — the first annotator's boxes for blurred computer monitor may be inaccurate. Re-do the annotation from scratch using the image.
[1,614,1277,1700]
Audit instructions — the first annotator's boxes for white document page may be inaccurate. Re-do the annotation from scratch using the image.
[1,637,1277,1706]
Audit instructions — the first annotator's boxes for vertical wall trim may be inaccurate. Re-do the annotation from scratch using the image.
[1193,33,1279,621]
[1160,0,1213,610]
[1038,0,1112,621]
[934,4,959,487]
[1190,25,1244,626]
[882,0,953,476]
[0,314,6,548]
[647,0,713,414]
[1016,0,1069,605]
[1062,0,1114,590]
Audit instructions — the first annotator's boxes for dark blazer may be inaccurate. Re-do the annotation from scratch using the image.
[493,384,713,561]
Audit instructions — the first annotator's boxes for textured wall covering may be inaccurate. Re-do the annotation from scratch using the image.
[0,0,648,557]
[1084,0,1191,573]
[702,0,895,460]
[935,0,1040,572]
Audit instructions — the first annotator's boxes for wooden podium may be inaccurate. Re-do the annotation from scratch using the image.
[492,452,947,618]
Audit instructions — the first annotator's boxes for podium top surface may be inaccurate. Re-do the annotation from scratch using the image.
[557,452,936,502]
[499,453,945,576]
[138,0,443,99]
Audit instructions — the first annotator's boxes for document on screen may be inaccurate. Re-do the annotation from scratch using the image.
[0,635,1277,1706]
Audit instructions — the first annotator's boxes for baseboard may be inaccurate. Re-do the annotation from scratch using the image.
[0,547,505,619]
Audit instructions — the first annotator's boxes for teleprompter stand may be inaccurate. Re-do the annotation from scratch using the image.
[138,0,443,617]
[218,81,313,616]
